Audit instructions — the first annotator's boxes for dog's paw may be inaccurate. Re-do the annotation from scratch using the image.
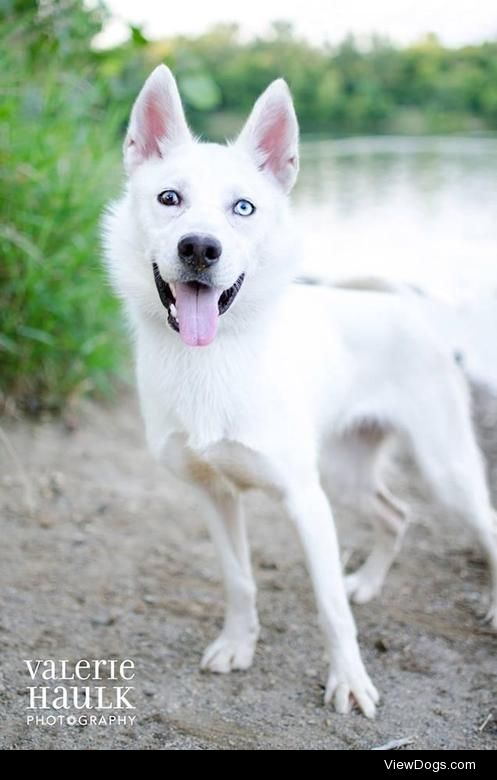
[345,569,383,605]
[200,632,257,673]
[325,662,380,719]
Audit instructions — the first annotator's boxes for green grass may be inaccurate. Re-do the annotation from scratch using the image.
[0,25,128,412]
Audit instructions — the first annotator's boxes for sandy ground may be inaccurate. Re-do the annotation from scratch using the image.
[0,386,496,751]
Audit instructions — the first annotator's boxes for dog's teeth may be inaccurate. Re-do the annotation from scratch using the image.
[170,283,176,297]
[170,304,177,317]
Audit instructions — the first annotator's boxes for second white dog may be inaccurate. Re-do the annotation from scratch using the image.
[104,66,497,718]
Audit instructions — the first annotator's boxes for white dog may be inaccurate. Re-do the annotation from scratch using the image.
[104,65,497,718]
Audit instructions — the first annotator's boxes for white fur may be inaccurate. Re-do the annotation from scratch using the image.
[103,66,497,718]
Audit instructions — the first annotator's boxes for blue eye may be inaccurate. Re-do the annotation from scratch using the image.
[233,199,255,217]
[158,190,181,206]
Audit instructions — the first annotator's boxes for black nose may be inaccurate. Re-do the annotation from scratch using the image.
[178,233,222,271]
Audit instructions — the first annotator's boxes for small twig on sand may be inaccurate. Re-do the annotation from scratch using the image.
[372,736,416,750]
[0,425,35,517]
[479,712,493,732]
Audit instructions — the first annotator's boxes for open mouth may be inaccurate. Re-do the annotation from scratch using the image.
[152,263,245,347]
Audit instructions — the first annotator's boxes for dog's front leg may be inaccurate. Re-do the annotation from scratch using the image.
[284,478,379,718]
[159,436,259,673]
[198,478,259,674]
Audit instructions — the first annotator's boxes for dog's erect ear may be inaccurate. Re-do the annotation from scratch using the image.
[124,65,191,173]
[236,79,299,193]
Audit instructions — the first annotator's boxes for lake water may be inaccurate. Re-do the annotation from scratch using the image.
[294,136,497,302]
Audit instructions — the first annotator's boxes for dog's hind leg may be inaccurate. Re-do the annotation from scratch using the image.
[405,369,497,628]
[326,426,409,604]
[345,484,408,604]
[198,480,259,673]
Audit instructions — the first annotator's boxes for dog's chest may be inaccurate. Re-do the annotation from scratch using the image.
[151,341,265,450]
[189,439,284,497]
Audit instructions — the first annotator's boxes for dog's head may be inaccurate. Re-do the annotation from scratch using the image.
[115,65,299,347]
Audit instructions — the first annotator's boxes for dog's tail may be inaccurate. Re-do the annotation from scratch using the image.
[416,294,497,391]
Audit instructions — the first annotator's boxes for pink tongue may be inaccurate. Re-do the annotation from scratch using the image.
[174,283,219,347]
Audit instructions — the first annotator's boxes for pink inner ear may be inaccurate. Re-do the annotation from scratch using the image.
[140,96,168,158]
[258,110,290,175]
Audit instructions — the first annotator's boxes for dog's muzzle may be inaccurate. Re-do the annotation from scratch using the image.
[152,262,245,342]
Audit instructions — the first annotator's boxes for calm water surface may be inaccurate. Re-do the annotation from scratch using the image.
[294,136,497,301]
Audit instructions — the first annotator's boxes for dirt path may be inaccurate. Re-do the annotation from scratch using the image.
[0,388,496,750]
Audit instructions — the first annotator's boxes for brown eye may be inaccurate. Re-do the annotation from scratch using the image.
[158,190,181,206]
